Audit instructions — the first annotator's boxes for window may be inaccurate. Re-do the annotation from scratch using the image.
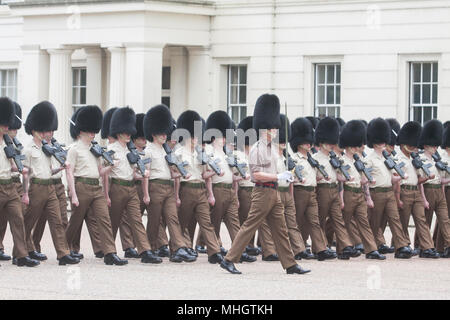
[72,67,87,112]
[0,69,17,101]
[227,65,247,124]
[314,63,341,118]
[409,62,438,124]
[162,66,170,108]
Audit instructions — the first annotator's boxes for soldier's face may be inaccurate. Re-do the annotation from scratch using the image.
[299,143,310,152]
[81,132,95,141]
[43,131,53,141]
[153,134,167,145]
[7,129,17,137]
[119,133,131,143]
[424,145,437,154]
[134,137,147,149]
[0,125,8,134]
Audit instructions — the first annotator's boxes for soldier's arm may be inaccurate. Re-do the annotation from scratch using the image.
[205,176,215,206]
[174,177,181,208]
[419,183,429,209]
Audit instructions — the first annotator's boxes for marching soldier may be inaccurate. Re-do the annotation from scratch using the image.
[174,110,224,264]
[105,106,161,264]
[143,104,196,262]
[414,120,450,258]
[65,106,128,265]
[395,121,440,258]
[205,111,256,263]
[220,93,310,274]
[0,97,39,267]
[312,117,359,259]
[290,117,336,261]
[339,120,385,260]
[21,101,80,265]
[365,118,413,258]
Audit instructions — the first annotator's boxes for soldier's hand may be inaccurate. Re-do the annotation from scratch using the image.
[22,167,29,175]
[208,195,215,207]
[106,197,112,208]
[424,200,430,210]
[144,195,150,206]
[428,174,435,180]
[367,198,374,209]
[72,196,79,207]
[176,198,181,208]
[397,199,404,209]
[22,193,29,205]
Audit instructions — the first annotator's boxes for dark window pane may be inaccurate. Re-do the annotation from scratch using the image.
[230,66,238,84]
[413,84,421,104]
[336,65,341,84]
[336,107,340,118]
[412,63,421,83]
[73,69,79,86]
[336,85,341,104]
[239,86,246,104]
[161,97,170,109]
[8,70,16,86]
[317,65,325,84]
[240,106,247,120]
[423,107,432,122]
[230,86,238,104]
[327,65,335,84]
[413,107,422,124]
[239,66,247,85]
[422,84,430,104]
[80,68,87,86]
[326,85,334,104]
[72,88,79,104]
[318,107,326,118]
[1,70,6,85]
[80,87,86,104]
[423,63,431,82]
[317,85,325,104]
[432,84,437,104]
[231,107,239,124]
[432,63,438,82]
[162,67,171,90]
[433,106,437,119]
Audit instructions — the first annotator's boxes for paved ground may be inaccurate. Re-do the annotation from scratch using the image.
[0,215,449,300]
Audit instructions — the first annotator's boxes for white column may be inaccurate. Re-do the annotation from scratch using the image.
[107,47,126,107]
[125,43,164,114]
[168,46,188,119]
[187,46,211,117]
[85,47,103,107]
[48,48,73,142]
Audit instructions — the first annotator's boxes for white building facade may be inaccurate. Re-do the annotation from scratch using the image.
[0,0,449,142]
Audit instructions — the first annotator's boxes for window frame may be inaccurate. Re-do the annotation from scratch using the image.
[72,67,87,113]
[0,69,18,101]
[409,61,438,124]
[227,64,247,124]
[314,63,341,118]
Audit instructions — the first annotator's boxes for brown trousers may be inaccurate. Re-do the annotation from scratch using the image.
[210,186,241,242]
[293,187,327,253]
[66,181,117,255]
[32,182,68,253]
[368,190,409,249]
[399,189,434,250]
[279,190,305,254]
[238,187,277,257]
[414,187,450,249]
[109,183,151,254]
[146,181,186,251]
[433,187,450,251]
[0,181,22,250]
[71,208,103,254]
[22,183,69,259]
[316,186,352,253]
[226,187,296,269]
[342,190,377,253]
[0,183,28,258]
[178,184,221,256]
[326,217,362,246]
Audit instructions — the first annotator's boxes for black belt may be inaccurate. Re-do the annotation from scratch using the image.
[151,179,174,187]
[213,183,233,189]
[278,186,290,192]
[254,182,278,190]
[370,187,393,193]
[181,182,205,189]
[0,179,13,185]
[31,178,53,186]
[52,178,62,185]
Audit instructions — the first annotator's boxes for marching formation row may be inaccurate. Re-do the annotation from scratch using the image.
[0,94,449,275]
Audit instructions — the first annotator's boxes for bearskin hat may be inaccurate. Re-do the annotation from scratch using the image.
[25,101,58,135]
[366,118,390,148]
[101,107,118,139]
[76,105,103,135]
[314,117,339,145]
[442,126,450,149]
[176,110,203,141]
[70,107,83,140]
[386,118,400,146]
[397,121,422,147]
[0,97,15,127]
[306,116,319,129]
[253,94,281,131]
[278,114,291,144]
[109,106,137,139]
[132,113,145,140]
[290,118,314,152]
[339,120,366,148]
[205,110,233,143]
[143,104,173,142]
[418,119,443,149]
[9,102,22,130]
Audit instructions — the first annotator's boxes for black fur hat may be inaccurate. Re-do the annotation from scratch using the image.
[177,110,202,139]
[442,126,450,149]
[9,102,22,130]
[278,114,291,144]
[315,117,339,145]
[306,116,319,129]
[237,116,254,146]
[336,117,346,132]
[397,121,421,147]
[25,101,58,135]
[109,106,137,139]
[143,104,173,142]
[418,119,443,149]
[443,121,449,130]
[0,97,15,127]
[253,94,281,131]
[366,118,390,148]
[101,107,117,139]
[76,105,103,134]
[205,110,233,142]
[386,118,400,146]
[339,120,366,148]
[290,117,314,152]
[132,113,145,140]
[70,107,83,140]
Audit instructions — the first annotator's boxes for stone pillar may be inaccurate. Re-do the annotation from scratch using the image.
[125,43,164,114]
[168,46,188,119]
[47,48,73,142]
[85,47,103,107]
[107,47,126,108]
[187,46,211,117]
